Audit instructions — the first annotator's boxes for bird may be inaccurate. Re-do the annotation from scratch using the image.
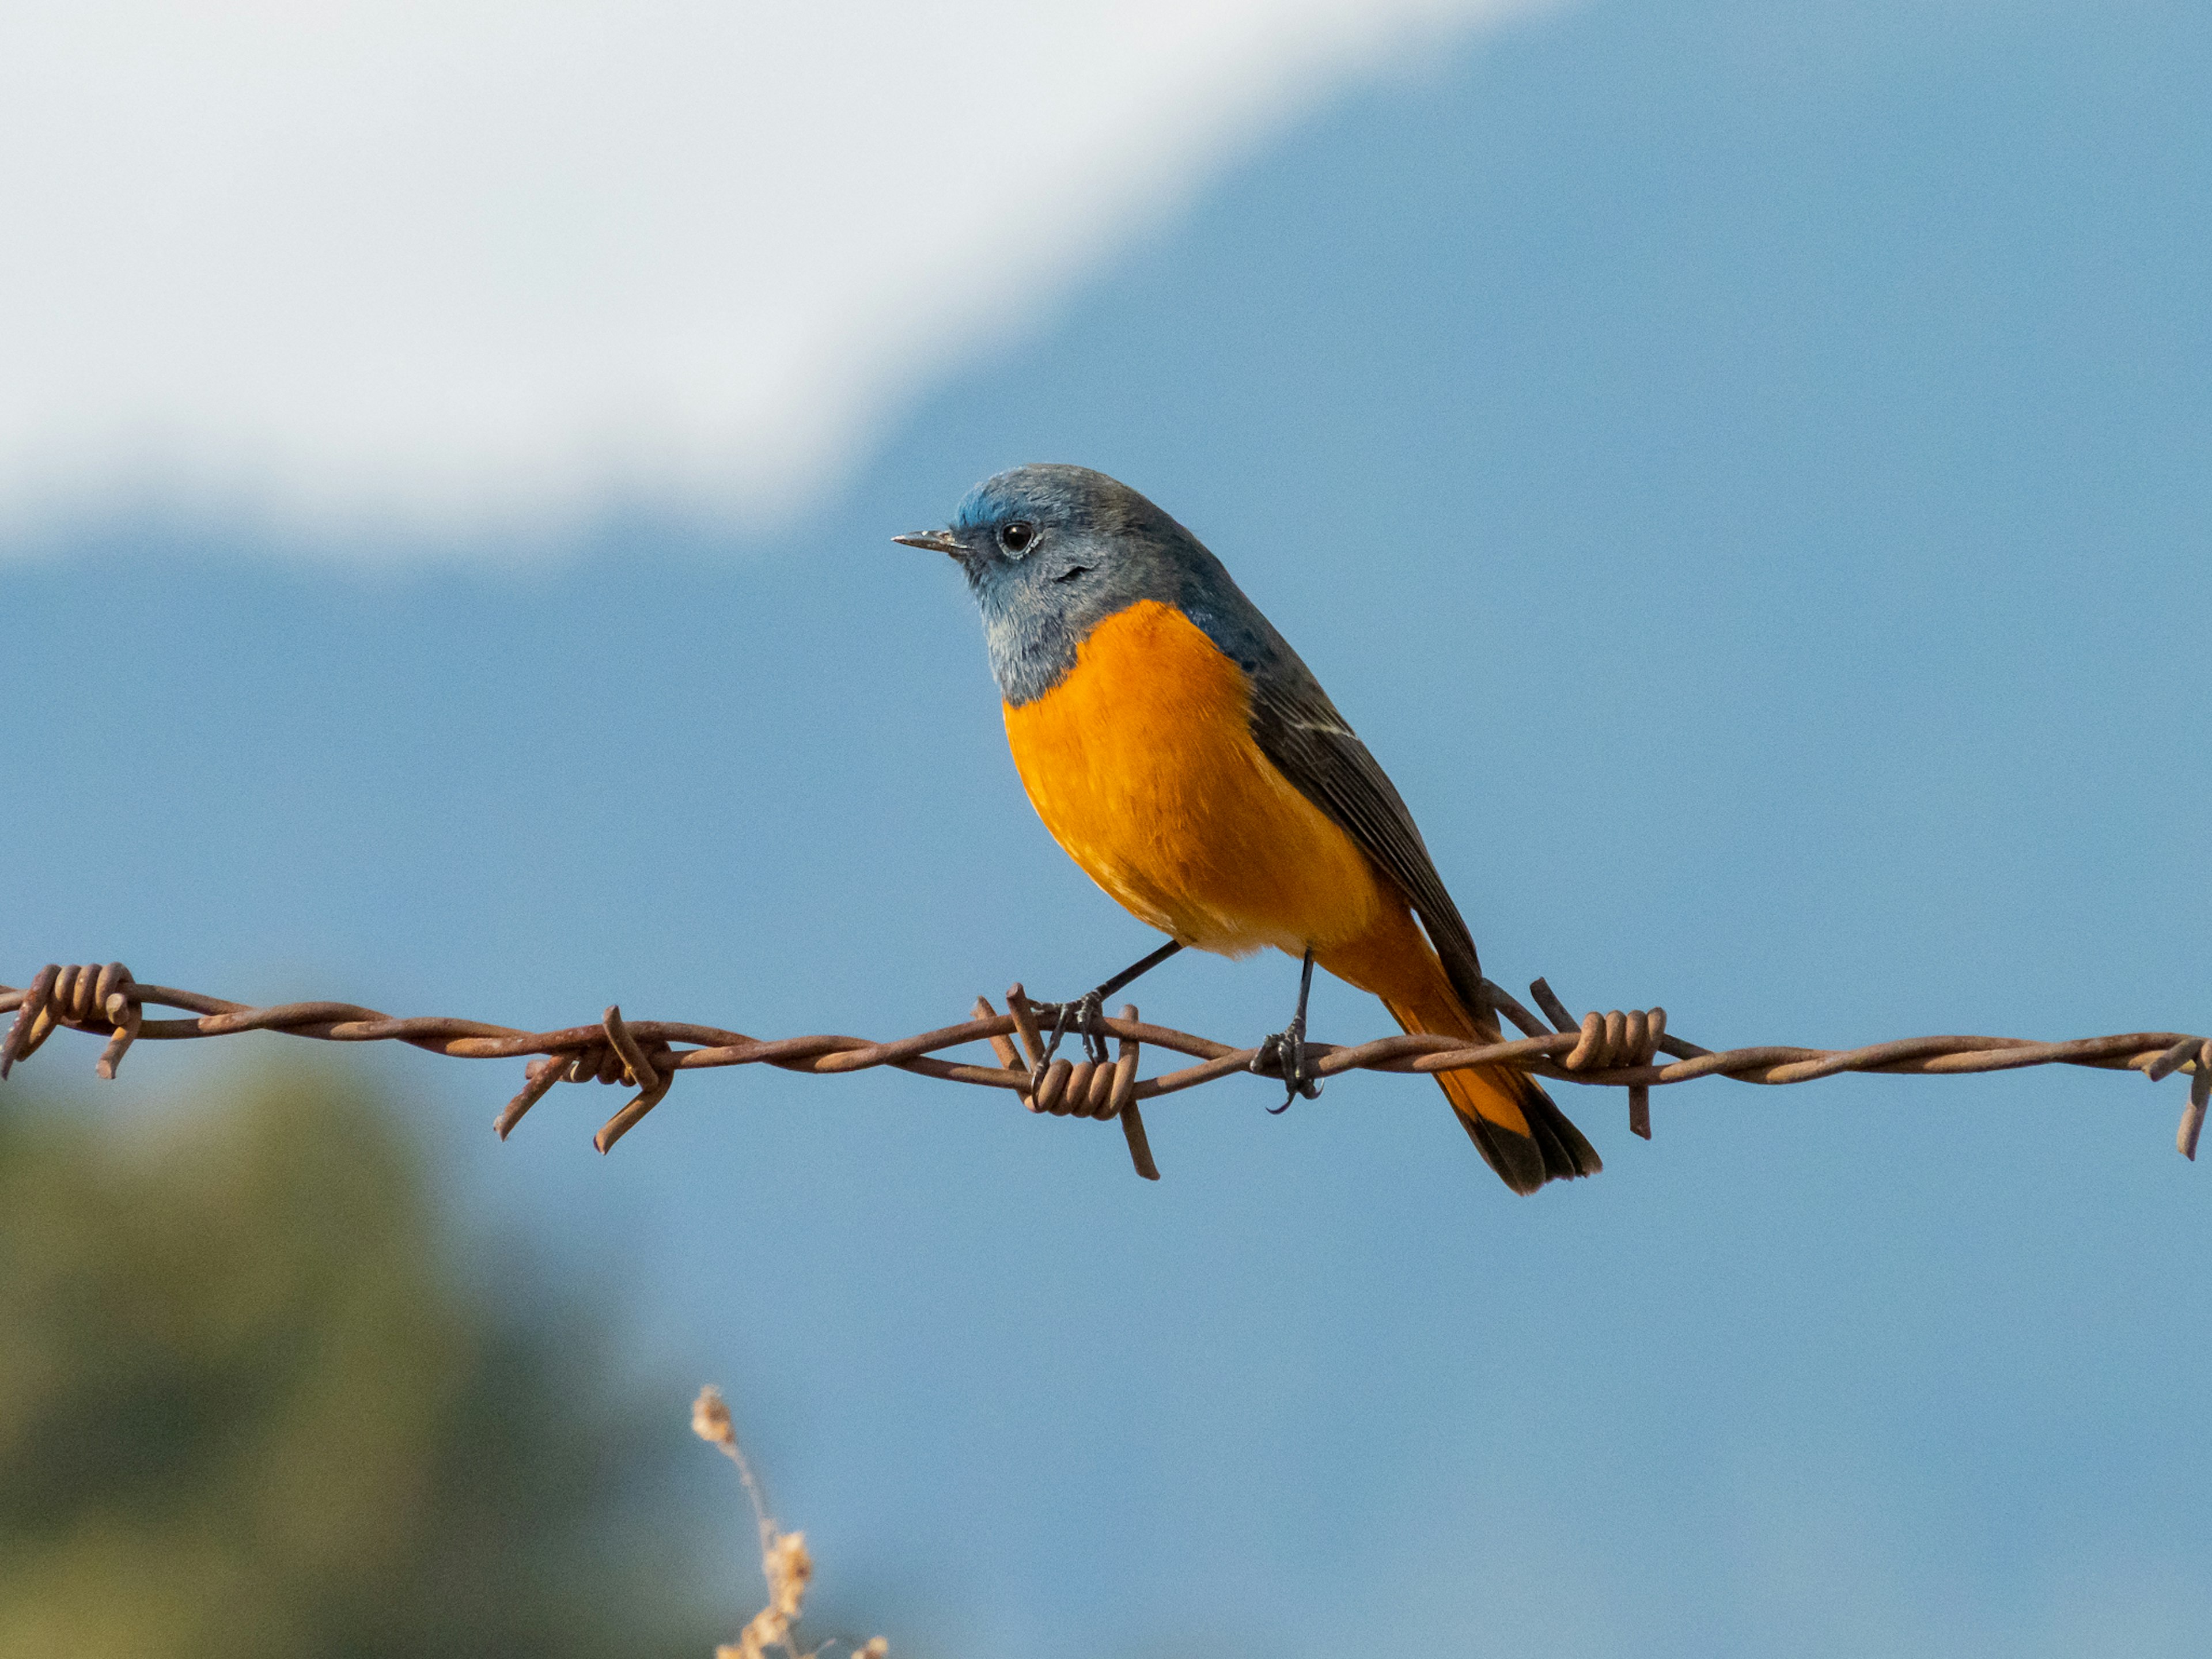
[897,464,1599,1194]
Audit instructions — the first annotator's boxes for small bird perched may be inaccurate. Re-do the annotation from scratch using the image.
[898,464,1599,1194]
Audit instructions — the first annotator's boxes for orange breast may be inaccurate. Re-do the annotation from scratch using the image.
[1002,599,1395,957]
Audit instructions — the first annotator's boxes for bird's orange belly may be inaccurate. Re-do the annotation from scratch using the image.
[1002,599,1393,957]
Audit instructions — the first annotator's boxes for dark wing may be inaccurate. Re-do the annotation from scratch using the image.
[1245,669,1493,1028]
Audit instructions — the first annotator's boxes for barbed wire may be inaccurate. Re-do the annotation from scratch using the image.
[3,959,2206,1182]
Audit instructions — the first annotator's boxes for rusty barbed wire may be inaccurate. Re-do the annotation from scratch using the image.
[3,960,2207,1181]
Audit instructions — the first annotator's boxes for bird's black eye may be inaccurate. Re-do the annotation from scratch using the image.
[999,521,1035,555]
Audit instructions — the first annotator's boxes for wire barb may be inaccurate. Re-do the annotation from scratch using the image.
[594,1003,676,1153]
[497,1056,568,1139]
[2177,1040,2212,1161]
[1005,983,1046,1101]
[3,961,2206,1176]
[1112,1003,1158,1180]
[1535,978,1663,1136]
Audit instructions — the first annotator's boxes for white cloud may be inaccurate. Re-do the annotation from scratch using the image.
[0,0,1553,547]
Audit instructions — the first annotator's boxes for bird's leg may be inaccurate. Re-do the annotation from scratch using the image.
[1252,947,1323,1112]
[1037,938,1184,1070]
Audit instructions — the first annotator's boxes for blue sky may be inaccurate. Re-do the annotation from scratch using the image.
[6,1,2211,1654]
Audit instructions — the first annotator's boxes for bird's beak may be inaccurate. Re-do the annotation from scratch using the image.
[892,528,965,558]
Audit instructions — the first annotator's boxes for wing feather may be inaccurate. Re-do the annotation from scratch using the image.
[1244,672,1492,1026]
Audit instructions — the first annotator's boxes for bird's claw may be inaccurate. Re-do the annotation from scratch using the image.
[1251,1019,1322,1112]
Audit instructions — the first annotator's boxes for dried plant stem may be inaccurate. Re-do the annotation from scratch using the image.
[692,1387,885,1659]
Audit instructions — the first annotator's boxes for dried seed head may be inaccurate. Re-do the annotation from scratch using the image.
[765,1529,812,1618]
[692,1385,734,1446]
[860,1639,889,1657]
[736,1605,787,1659]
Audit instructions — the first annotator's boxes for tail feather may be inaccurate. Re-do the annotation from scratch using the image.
[1317,908,1600,1195]
[1437,1055,1601,1195]
[1381,995,1603,1195]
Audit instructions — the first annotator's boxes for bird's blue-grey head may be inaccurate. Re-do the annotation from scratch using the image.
[895,463,1288,706]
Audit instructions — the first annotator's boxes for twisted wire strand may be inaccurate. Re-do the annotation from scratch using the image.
[3,961,2207,1181]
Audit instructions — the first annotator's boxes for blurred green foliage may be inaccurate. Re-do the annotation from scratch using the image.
[0,1066,717,1659]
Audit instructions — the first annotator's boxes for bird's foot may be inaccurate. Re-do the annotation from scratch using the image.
[1016,940,1184,1085]
[1034,988,1111,1072]
[1251,1013,1323,1113]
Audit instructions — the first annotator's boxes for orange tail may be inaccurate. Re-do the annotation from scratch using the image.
[1319,912,1600,1195]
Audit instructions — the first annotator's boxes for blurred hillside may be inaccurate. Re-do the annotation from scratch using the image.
[0,1067,722,1659]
